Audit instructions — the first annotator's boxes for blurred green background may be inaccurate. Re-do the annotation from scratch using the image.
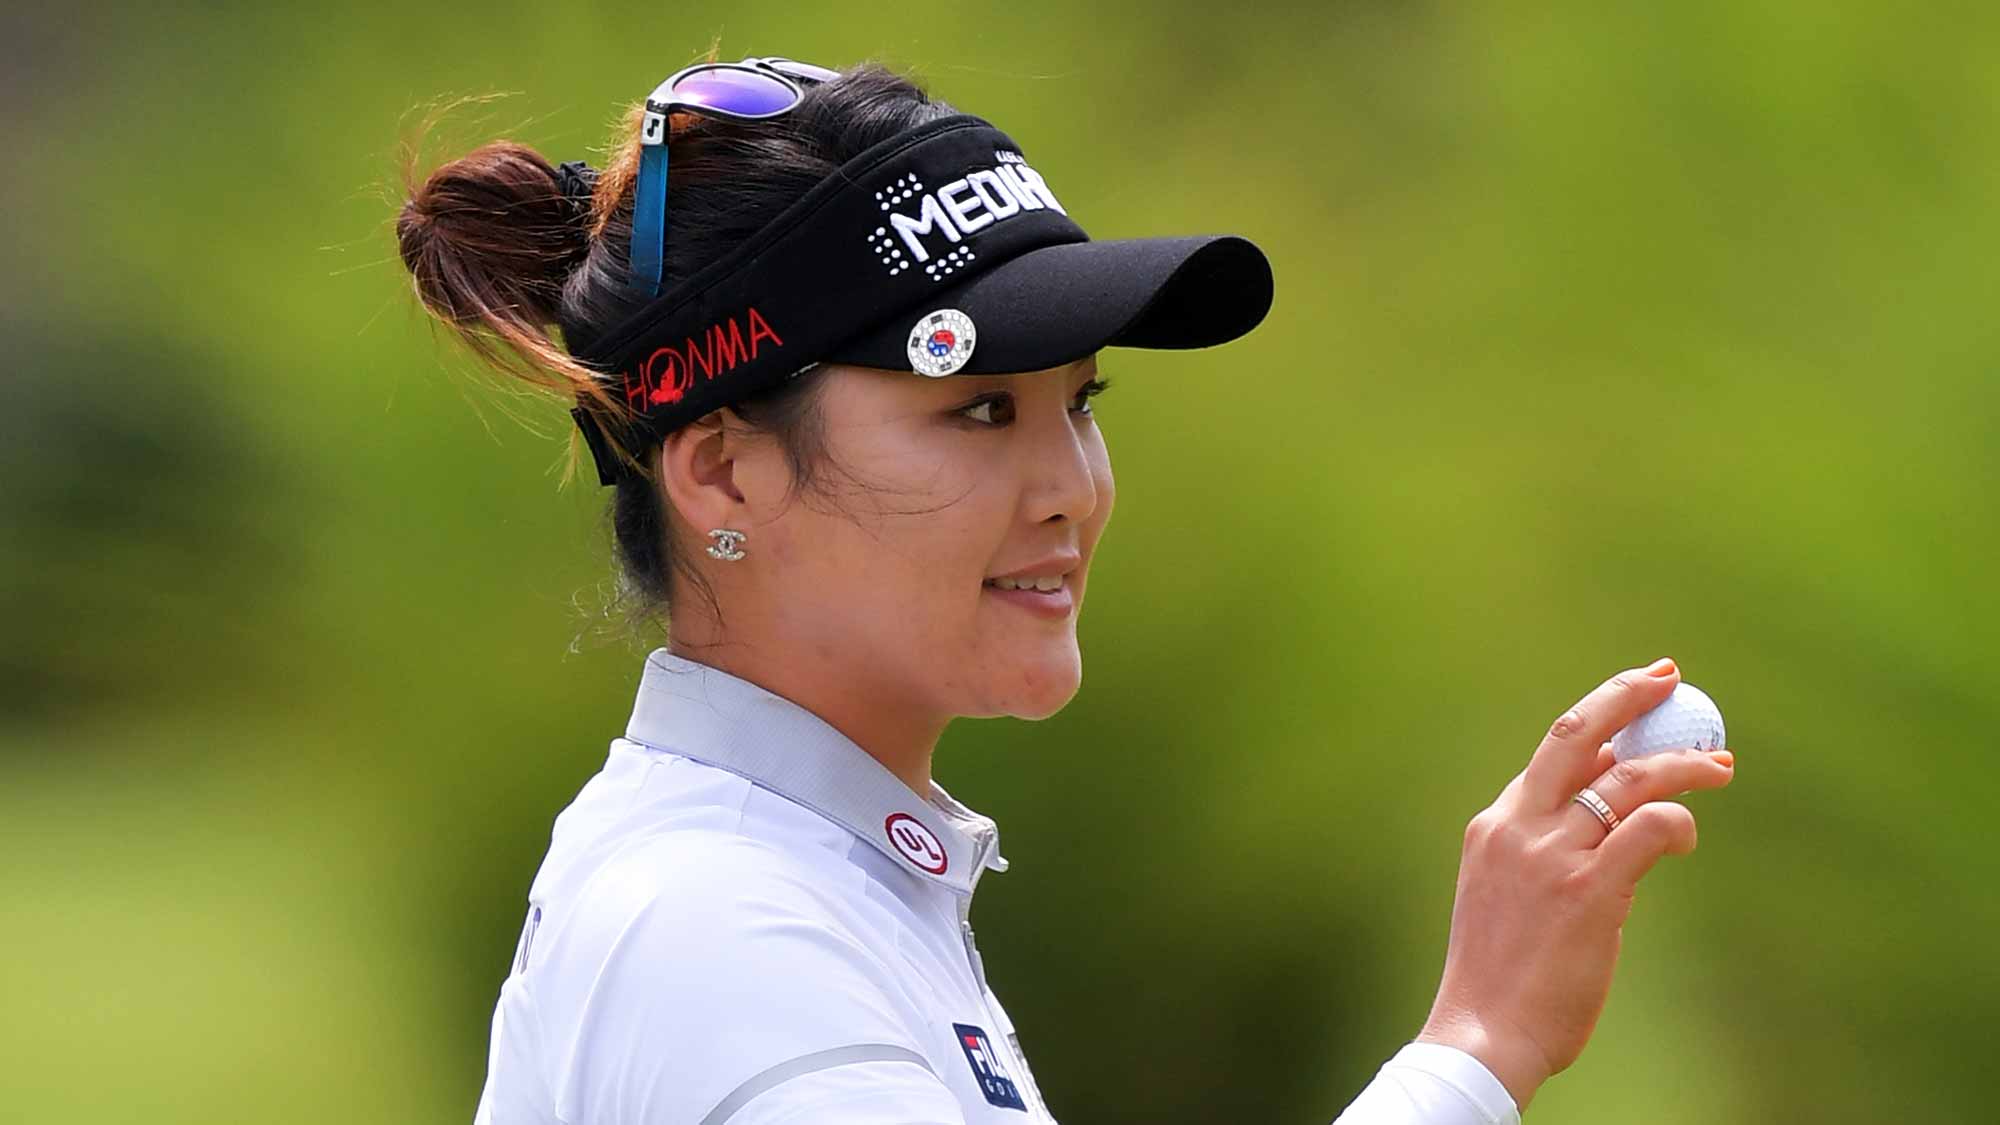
[3,1,1993,1122]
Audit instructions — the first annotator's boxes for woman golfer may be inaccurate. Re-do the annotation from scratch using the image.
[397,55,1735,1125]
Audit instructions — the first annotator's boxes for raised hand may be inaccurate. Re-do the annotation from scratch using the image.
[1415,658,1736,1111]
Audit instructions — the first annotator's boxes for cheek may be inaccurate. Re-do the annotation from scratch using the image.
[823,460,1004,613]
[901,491,1012,601]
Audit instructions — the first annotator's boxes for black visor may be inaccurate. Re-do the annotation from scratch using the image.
[822,233,1271,375]
[568,113,1273,485]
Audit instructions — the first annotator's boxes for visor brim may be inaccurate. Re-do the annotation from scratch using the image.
[823,233,1273,375]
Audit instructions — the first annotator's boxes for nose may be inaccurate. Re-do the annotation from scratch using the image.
[1024,399,1100,526]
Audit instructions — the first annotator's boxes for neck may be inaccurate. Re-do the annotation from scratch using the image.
[667,639,945,798]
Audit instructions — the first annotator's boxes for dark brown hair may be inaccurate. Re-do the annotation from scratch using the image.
[395,60,958,632]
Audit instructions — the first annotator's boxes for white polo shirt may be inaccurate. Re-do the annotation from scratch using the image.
[472,650,1519,1125]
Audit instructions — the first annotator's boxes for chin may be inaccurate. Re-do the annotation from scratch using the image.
[992,646,1083,719]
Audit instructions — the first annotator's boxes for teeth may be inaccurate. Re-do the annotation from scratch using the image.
[988,574,1065,592]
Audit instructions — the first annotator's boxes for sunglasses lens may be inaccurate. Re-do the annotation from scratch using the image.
[668,66,800,116]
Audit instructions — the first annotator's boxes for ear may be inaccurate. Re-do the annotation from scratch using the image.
[657,408,748,536]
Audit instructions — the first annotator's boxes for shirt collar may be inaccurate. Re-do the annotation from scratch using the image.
[623,648,1009,897]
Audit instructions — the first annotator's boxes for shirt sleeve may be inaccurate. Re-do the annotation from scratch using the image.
[1330,1041,1522,1125]
[549,835,967,1125]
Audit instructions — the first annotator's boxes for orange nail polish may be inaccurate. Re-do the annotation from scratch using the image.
[1645,657,1677,677]
[1710,750,1734,768]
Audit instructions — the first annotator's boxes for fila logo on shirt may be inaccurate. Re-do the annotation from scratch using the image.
[862,149,1068,281]
[953,1023,1027,1111]
[885,812,948,875]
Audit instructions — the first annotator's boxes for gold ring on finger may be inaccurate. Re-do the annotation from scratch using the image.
[1572,786,1620,835]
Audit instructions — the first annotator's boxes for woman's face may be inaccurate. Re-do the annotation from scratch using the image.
[715,355,1114,725]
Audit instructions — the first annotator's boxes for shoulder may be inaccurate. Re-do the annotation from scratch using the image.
[539,744,872,948]
[602,822,818,907]
[581,826,872,966]
[542,831,943,1123]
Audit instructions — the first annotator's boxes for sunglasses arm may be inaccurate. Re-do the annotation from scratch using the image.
[629,109,671,299]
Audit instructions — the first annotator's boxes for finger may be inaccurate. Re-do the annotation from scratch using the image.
[1520,659,1682,811]
[1568,740,1615,822]
[1499,741,1619,812]
[1563,748,1734,847]
[1592,800,1698,887]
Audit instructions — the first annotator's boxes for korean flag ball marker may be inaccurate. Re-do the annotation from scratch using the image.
[908,308,977,377]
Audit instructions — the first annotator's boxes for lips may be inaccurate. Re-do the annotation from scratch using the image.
[984,551,1082,586]
[981,575,1076,619]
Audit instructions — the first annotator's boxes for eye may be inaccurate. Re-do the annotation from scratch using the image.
[958,394,1016,426]
[953,376,1111,427]
[1071,376,1111,416]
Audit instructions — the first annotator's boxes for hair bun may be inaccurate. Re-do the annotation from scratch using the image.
[397,141,588,330]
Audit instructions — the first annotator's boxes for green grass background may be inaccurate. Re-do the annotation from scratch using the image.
[2,2,1993,1121]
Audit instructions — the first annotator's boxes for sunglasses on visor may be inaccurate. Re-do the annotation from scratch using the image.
[629,56,840,298]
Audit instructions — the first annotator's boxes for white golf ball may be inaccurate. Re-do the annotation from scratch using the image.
[1611,682,1727,762]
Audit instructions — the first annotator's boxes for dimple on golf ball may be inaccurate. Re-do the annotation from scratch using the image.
[1611,682,1727,762]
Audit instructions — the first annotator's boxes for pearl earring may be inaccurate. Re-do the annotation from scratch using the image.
[706,528,747,561]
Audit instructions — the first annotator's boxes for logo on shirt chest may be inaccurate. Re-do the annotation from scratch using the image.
[885,812,949,875]
[952,1022,1027,1111]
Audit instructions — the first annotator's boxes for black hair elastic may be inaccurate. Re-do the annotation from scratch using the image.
[554,160,599,226]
